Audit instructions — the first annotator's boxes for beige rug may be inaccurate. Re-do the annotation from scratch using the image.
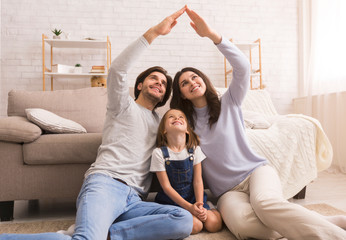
[303,203,346,216]
[0,219,75,234]
[0,203,345,239]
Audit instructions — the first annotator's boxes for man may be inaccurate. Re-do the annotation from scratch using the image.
[0,6,192,240]
[75,5,192,240]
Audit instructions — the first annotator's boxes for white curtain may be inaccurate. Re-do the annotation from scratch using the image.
[300,0,346,172]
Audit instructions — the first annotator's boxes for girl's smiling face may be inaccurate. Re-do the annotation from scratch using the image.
[164,109,188,134]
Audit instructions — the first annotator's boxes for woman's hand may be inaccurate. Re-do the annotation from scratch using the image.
[186,7,222,44]
[144,6,186,44]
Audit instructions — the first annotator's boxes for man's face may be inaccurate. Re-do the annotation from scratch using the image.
[137,71,167,103]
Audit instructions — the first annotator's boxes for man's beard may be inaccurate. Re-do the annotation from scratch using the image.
[141,86,163,105]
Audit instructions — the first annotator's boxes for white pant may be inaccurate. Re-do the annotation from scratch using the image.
[218,165,346,240]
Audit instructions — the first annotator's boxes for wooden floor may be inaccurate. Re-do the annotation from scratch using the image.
[9,170,346,223]
[290,170,346,212]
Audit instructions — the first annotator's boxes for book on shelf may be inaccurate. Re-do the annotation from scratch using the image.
[90,70,105,73]
[90,65,106,73]
[91,65,105,69]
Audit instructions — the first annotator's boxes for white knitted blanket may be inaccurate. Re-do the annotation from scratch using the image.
[246,114,332,199]
[216,89,333,199]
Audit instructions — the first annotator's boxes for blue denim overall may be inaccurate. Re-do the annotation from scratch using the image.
[155,146,210,210]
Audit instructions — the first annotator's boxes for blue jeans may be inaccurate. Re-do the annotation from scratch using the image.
[0,173,193,240]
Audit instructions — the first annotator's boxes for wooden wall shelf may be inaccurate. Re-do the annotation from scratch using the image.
[42,34,111,91]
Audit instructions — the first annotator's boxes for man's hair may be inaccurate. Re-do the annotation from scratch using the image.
[156,108,200,149]
[134,66,173,109]
[170,67,220,129]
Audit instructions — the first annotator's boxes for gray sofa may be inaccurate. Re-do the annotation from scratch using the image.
[0,87,330,223]
[0,87,107,221]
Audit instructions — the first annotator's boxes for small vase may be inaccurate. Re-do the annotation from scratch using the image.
[53,35,61,39]
[74,67,82,74]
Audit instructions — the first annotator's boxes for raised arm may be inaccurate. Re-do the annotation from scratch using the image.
[107,6,186,113]
[144,6,186,44]
[217,38,251,105]
[186,6,250,105]
[185,7,221,44]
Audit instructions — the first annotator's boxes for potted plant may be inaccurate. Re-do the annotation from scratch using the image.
[74,63,82,74]
[52,28,63,39]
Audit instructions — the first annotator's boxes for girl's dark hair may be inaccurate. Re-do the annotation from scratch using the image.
[170,67,221,129]
[156,109,200,149]
[134,66,172,109]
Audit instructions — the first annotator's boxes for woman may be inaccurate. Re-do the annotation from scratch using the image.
[171,7,346,240]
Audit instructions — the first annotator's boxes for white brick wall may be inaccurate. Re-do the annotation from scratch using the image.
[0,0,299,117]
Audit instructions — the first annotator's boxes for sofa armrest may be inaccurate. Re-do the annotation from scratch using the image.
[0,116,42,143]
[245,116,319,199]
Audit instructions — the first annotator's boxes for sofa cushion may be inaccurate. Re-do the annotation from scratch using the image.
[23,133,102,165]
[7,87,107,133]
[26,108,87,134]
[243,110,272,129]
[215,88,278,116]
[0,116,42,143]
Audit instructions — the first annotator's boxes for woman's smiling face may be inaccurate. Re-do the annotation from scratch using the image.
[178,71,206,101]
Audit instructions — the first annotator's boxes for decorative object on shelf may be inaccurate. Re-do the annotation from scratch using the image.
[74,64,82,74]
[52,64,74,73]
[90,65,105,73]
[51,28,63,39]
[64,32,71,39]
[91,76,107,88]
[84,37,101,40]
[42,34,111,91]
[224,38,263,89]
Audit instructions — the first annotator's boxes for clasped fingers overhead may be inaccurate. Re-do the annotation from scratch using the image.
[170,5,187,20]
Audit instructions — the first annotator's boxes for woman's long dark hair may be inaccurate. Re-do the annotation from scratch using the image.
[170,67,221,129]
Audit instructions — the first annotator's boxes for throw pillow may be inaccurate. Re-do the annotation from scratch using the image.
[26,108,87,134]
[243,110,271,129]
[0,116,42,143]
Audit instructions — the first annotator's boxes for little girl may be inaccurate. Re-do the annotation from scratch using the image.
[150,109,223,234]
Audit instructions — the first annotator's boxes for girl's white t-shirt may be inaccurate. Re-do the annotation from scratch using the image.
[150,146,206,172]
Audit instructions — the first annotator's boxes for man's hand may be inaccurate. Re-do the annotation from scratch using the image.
[144,6,186,44]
